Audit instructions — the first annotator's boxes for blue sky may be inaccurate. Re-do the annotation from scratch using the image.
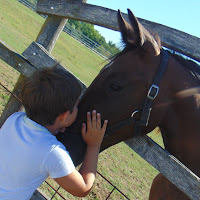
[87,0,200,45]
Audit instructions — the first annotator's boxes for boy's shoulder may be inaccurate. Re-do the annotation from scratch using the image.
[1,111,67,154]
[9,111,25,118]
[7,111,25,121]
[1,112,25,128]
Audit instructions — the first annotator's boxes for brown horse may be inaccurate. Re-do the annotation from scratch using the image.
[57,9,200,199]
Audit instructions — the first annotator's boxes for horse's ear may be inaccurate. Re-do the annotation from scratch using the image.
[117,9,143,46]
[118,9,161,56]
[127,9,161,55]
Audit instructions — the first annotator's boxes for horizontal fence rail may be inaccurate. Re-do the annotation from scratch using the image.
[36,0,200,63]
[125,137,200,200]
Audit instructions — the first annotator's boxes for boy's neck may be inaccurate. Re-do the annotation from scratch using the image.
[45,124,58,135]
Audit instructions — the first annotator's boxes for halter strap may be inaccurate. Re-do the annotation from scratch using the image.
[134,49,169,136]
[105,49,169,137]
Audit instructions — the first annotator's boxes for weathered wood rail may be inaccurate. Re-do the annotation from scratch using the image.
[125,136,200,200]
[0,0,200,199]
[36,0,200,63]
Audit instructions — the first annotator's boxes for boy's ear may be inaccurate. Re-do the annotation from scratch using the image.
[58,111,70,122]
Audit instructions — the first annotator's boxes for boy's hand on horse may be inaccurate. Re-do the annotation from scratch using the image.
[81,110,108,148]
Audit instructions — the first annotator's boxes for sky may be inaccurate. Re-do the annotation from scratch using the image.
[87,0,200,46]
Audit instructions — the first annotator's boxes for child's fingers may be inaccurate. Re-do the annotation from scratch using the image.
[92,110,97,127]
[101,120,108,134]
[81,123,86,137]
[96,113,101,129]
[87,112,92,129]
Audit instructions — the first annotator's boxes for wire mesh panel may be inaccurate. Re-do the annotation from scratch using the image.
[0,62,21,116]
[39,172,130,200]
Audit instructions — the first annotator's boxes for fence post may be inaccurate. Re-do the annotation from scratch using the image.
[35,16,68,53]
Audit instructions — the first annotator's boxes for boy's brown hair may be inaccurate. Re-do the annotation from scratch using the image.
[20,65,82,126]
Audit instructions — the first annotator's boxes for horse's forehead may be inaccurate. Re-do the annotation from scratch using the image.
[102,57,129,72]
[100,51,142,76]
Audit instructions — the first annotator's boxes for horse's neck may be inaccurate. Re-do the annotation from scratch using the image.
[159,55,200,173]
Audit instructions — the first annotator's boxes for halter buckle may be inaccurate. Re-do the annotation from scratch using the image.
[147,84,159,100]
[131,110,138,117]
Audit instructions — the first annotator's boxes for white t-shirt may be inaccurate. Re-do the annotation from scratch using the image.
[0,112,75,200]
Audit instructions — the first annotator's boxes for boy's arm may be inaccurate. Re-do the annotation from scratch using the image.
[54,111,108,197]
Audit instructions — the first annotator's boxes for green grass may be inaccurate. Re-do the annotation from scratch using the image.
[0,1,164,199]
[0,0,106,85]
[0,0,106,115]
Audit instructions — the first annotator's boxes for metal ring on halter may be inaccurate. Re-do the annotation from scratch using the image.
[131,110,139,117]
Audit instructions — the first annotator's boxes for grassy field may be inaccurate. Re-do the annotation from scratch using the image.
[0,1,163,199]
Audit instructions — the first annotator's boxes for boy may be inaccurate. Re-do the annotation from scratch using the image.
[0,66,108,199]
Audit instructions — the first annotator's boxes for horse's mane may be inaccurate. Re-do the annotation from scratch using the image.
[169,50,200,81]
[109,44,200,82]
[108,32,200,83]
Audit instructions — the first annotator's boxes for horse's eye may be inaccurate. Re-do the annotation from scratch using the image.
[110,82,121,91]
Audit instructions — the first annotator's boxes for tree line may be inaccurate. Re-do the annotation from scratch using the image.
[68,20,120,55]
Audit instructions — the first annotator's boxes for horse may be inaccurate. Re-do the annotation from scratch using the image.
[56,9,200,199]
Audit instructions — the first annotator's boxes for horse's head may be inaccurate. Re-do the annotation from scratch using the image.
[57,9,169,166]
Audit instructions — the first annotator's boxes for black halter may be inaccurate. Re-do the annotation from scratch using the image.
[105,49,169,137]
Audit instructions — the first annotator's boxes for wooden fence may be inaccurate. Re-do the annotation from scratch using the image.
[18,0,115,59]
[1,0,200,199]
